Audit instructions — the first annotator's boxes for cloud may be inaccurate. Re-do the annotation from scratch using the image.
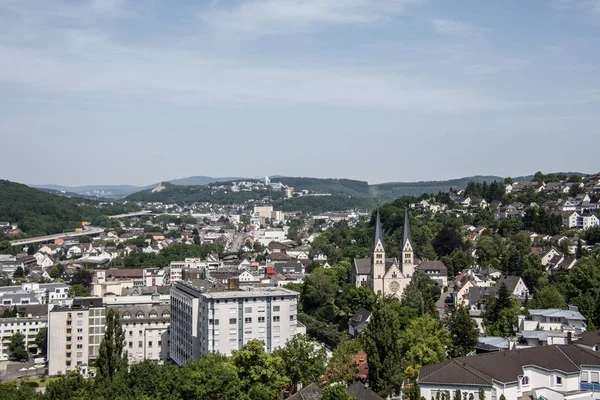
[199,0,424,37]
[431,18,480,37]
[554,0,600,15]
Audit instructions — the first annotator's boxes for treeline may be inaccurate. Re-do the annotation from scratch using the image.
[276,177,371,196]
[0,180,139,237]
[125,182,284,204]
[274,195,376,214]
[110,242,224,268]
[463,180,505,202]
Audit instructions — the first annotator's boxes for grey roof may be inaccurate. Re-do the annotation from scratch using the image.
[419,344,600,387]
[402,209,414,250]
[288,383,321,400]
[372,209,384,252]
[346,382,385,400]
[353,258,395,276]
[417,261,448,275]
[491,276,524,295]
[528,308,586,321]
[351,307,371,324]
[578,330,600,347]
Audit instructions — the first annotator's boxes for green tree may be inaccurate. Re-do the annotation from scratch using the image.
[432,227,463,258]
[275,334,327,393]
[326,339,362,384]
[446,305,479,358]
[499,395,506,400]
[362,296,416,396]
[528,286,566,310]
[68,284,91,298]
[96,308,127,382]
[180,354,242,400]
[48,264,65,279]
[401,314,450,368]
[232,339,288,399]
[301,269,338,311]
[9,332,28,361]
[479,387,486,400]
[454,390,462,400]
[321,384,354,400]
[402,273,441,316]
[35,327,47,355]
[13,266,25,278]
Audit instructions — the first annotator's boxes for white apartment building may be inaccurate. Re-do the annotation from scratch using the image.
[48,298,105,376]
[0,305,48,360]
[419,344,600,400]
[253,229,287,247]
[48,295,171,376]
[170,281,305,366]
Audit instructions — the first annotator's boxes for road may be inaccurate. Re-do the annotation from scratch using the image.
[9,226,105,246]
[229,231,245,253]
[108,210,153,219]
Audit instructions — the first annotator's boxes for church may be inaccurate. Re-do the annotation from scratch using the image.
[352,209,415,299]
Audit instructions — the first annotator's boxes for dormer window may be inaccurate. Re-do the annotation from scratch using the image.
[521,376,530,385]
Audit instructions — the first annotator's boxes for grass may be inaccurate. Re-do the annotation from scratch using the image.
[20,376,60,388]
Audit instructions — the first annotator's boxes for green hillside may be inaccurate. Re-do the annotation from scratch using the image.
[276,177,371,196]
[126,182,285,204]
[0,180,136,237]
[372,175,505,203]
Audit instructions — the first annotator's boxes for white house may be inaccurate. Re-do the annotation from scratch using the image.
[419,344,600,400]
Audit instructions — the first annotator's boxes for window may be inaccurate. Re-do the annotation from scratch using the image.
[76,344,83,349]
[556,376,562,386]
[273,326,280,333]
[290,315,295,321]
[76,336,83,341]
[229,338,236,345]
[273,316,280,322]
[273,306,280,312]
[244,317,252,324]
[158,341,161,346]
[230,318,236,324]
[245,307,252,313]
[230,308,237,314]
[581,372,589,383]
[258,316,265,323]
[289,304,296,311]
[258,327,265,333]
[138,341,143,348]
[129,342,133,348]
[521,376,529,385]
[129,330,133,337]
[77,328,83,333]
[148,341,152,348]
[77,352,83,358]
[592,372,600,384]
[214,319,219,325]
[139,330,142,335]
[258,306,265,312]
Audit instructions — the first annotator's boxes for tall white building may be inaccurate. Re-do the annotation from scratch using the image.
[170,280,305,366]
[0,305,47,360]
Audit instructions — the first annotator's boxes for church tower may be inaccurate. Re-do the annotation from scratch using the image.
[400,209,415,277]
[371,209,385,294]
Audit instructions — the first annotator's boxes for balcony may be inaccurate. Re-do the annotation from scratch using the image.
[581,382,600,391]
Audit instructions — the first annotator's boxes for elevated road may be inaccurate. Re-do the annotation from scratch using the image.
[9,226,105,246]
[108,210,153,219]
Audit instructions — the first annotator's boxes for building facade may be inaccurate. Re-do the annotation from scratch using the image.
[170,281,305,365]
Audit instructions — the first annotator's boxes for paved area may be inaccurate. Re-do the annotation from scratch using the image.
[0,360,45,382]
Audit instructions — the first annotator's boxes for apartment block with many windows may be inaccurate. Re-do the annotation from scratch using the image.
[170,280,305,366]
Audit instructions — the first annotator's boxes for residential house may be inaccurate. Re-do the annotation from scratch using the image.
[348,308,371,339]
[417,260,448,287]
[289,382,383,400]
[419,344,600,400]
[551,211,580,229]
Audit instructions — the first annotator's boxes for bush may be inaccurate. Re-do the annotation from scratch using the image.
[22,381,40,388]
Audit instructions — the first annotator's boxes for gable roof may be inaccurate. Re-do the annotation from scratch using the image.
[346,381,385,400]
[351,307,371,324]
[419,344,600,387]
[353,258,395,276]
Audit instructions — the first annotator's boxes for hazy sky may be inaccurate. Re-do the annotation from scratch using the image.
[1,0,599,186]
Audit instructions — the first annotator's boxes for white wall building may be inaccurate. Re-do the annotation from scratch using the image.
[170,281,305,365]
[0,305,47,360]
[419,344,600,400]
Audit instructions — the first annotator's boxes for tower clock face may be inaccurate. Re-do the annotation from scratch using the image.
[389,281,400,292]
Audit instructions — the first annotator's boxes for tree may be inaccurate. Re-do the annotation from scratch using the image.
[321,384,354,400]
[301,269,337,311]
[35,327,47,355]
[402,273,441,316]
[275,334,327,393]
[528,286,566,310]
[446,305,479,358]
[180,354,242,399]
[585,226,600,245]
[96,308,127,382]
[499,395,506,400]
[401,314,450,368]
[13,266,25,278]
[232,339,288,399]
[48,264,65,279]
[326,339,362,384]
[362,296,416,396]
[478,387,486,400]
[71,269,93,287]
[68,284,91,298]
[453,390,462,400]
[432,227,463,258]
[9,332,28,361]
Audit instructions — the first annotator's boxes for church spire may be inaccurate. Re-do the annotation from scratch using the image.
[373,208,384,251]
[401,208,414,250]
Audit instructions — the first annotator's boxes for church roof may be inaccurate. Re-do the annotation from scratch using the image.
[353,258,395,276]
[402,209,415,250]
[372,209,384,251]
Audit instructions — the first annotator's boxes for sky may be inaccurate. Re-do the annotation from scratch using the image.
[1,0,599,186]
